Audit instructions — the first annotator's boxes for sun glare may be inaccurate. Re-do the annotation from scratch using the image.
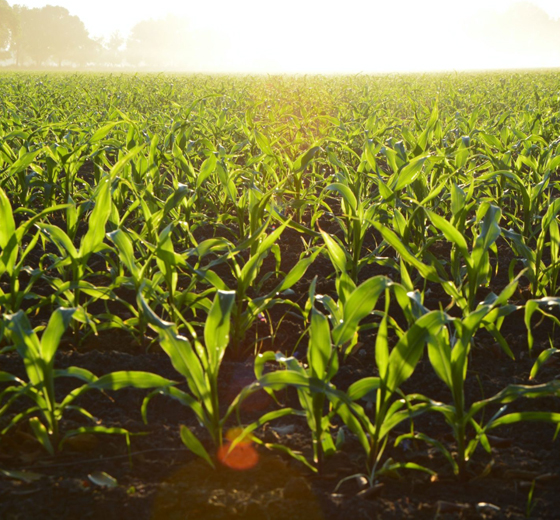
[8,0,560,72]
[216,428,259,471]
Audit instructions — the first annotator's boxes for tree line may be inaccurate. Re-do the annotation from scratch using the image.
[0,1,193,68]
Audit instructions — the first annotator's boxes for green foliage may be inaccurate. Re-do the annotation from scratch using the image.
[0,71,559,485]
[2,308,173,454]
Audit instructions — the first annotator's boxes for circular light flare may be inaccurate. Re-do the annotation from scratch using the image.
[217,428,259,471]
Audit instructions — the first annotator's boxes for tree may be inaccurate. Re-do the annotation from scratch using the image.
[104,31,124,66]
[14,5,95,66]
[0,0,16,60]
[126,15,192,69]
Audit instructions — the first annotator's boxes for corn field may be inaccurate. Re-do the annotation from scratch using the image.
[1,71,560,519]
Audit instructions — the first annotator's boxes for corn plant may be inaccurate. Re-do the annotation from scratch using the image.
[504,198,560,297]
[250,305,342,473]
[0,187,68,322]
[36,178,113,312]
[140,289,289,467]
[426,203,503,314]
[333,308,449,486]
[202,220,320,357]
[237,278,442,480]
[399,280,560,480]
[320,177,379,282]
[3,308,173,455]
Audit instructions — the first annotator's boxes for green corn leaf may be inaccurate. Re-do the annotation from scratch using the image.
[107,229,139,278]
[162,183,190,216]
[346,377,381,401]
[260,441,317,473]
[308,308,333,380]
[427,211,469,258]
[29,417,54,455]
[157,327,212,409]
[6,311,44,388]
[180,425,215,468]
[395,432,457,474]
[375,314,390,380]
[60,426,133,450]
[488,412,560,430]
[524,298,560,352]
[196,153,217,188]
[41,308,75,367]
[54,366,97,383]
[139,293,174,330]
[332,276,389,348]
[7,148,41,175]
[293,146,321,173]
[385,311,447,393]
[471,205,502,270]
[273,249,320,295]
[392,156,426,192]
[227,408,296,452]
[469,381,560,418]
[79,179,112,259]
[109,144,144,178]
[320,230,348,273]
[0,371,24,383]
[325,183,358,213]
[416,104,438,152]
[90,121,122,143]
[204,290,236,369]
[89,371,174,391]
[530,348,559,380]
[36,224,79,260]
[371,222,440,283]
[0,188,16,250]
[333,401,371,453]
[427,325,453,389]
[142,386,208,429]
[255,131,274,156]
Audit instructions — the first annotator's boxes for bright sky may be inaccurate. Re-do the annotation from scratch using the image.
[9,0,560,72]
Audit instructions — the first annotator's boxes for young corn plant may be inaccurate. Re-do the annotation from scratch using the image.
[36,178,113,314]
[250,306,341,473]
[140,290,289,467]
[399,279,560,480]
[333,307,449,486]
[202,219,320,357]
[238,276,440,480]
[0,187,69,321]
[504,198,560,297]
[320,177,379,282]
[3,308,173,455]
[426,203,503,314]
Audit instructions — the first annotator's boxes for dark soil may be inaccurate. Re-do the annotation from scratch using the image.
[1,229,560,520]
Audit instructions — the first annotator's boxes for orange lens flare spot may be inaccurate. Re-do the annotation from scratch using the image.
[217,431,259,471]
[224,427,251,445]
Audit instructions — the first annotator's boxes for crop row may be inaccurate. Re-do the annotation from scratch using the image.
[1,72,559,487]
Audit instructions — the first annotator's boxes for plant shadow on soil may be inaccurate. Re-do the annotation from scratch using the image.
[1,226,560,520]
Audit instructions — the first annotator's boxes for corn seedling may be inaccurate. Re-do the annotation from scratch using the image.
[3,308,173,454]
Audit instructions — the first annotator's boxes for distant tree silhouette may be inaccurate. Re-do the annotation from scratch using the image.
[126,16,191,68]
[0,0,16,60]
[13,5,95,66]
[104,31,125,66]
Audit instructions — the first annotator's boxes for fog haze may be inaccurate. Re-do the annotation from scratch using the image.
[3,0,560,72]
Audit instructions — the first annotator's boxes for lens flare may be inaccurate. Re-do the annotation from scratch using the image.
[217,428,259,471]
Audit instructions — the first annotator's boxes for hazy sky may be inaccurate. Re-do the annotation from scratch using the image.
[8,0,560,72]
